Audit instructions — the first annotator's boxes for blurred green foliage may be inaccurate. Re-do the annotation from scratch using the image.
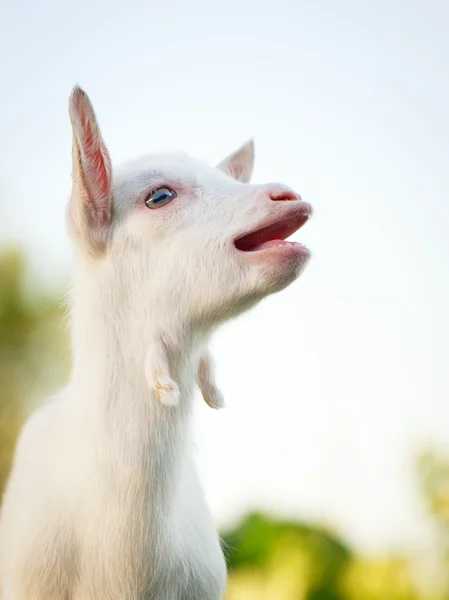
[418,451,449,534]
[0,245,448,599]
[0,247,69,493]
[222,512,351,600]
[417,449,449,595]
[221,512,420,600]
[223,512,352,573]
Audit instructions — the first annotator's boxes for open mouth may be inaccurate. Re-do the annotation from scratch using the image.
[234,204,311,253]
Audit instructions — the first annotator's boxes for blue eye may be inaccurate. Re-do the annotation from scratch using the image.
[145,187,177,208]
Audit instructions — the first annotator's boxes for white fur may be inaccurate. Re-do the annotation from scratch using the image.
[0,86,311,599]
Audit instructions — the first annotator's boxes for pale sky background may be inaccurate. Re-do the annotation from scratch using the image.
[1,0,449,554]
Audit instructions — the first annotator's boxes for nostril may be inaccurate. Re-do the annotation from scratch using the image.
[269,190,301,202]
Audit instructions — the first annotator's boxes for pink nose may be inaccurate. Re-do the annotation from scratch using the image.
[268,187,301,202]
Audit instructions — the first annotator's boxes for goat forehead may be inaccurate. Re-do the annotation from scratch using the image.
[113,152,213,186]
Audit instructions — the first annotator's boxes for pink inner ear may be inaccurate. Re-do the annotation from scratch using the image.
[230,161,242,180]
[70,88,112,224]
[81,117,111,211]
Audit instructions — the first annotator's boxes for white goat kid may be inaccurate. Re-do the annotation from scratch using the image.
[0,86,312,600]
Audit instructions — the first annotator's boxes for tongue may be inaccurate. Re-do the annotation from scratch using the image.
[253,239,296,251]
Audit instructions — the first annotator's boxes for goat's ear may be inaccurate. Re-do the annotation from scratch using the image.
[68,85,113,257]
[216,139,255,183]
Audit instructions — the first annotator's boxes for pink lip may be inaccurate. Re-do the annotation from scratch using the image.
[234,202,312,253]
